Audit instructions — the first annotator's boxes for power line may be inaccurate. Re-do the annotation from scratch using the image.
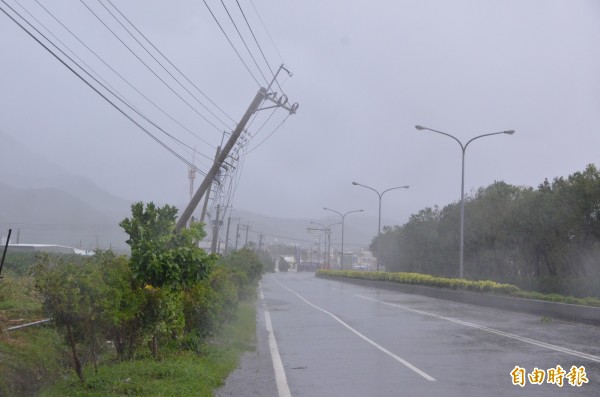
[104,0,236,126]
[96,0,234,130]
[0,0,206,175]
[219,0,269,85]
[202,0,261,87]
[249,0,284,64]
[234,0,283,93]
[247,114,290,154]
[32,0,217,150]
[77,0,224,134]
[246,107,279,143]
[18,0,214,165]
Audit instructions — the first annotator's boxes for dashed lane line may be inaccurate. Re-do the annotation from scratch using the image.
[273,279,436,381]
[355,294,600,364]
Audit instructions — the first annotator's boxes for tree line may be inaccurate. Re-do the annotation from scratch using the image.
[32,202,273,382]
[373,164,600,298]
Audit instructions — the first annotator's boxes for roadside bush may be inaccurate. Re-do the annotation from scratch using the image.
[316,270,600,307]
[1,251,37,276]
[183,266,238,342]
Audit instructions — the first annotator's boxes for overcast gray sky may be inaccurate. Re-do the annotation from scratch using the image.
[1,0,599,229]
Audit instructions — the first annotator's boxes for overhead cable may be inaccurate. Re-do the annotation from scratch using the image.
[202,0,261,87]
[0,1,206,175]
[247,114,290,154]
[20,0,215,163]
[219,0,269,85]
[96,0,234,130]
[78,0,224,133]
[235,0,283,93]
[33,0,216,149]
[104,0,237,126]
[249,0,284,63]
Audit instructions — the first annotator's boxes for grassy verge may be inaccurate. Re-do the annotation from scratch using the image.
[1,272,67,396]
[37,301,256,397]
[316,270,600,307]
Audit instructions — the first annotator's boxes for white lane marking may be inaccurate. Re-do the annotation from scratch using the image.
[274,279,436,381]
[356,294,600,364]
[261,284,293,397]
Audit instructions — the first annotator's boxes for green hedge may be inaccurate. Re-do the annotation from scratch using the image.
[316,270,600,307]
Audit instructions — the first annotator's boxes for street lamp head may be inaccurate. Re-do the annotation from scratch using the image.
[352,182,359,185]
[504,130,516,135]
[415,125,427,131]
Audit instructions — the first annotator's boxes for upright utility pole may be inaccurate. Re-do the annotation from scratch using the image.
[235,223,241,250]
[238,224,250,247]
[224,216,239,254]
[0,229,12,278]
[176,88,266,231]
[210,204,221,254]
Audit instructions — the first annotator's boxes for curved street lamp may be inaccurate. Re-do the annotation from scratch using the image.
[323,208,363,270]
[415,125,515,278]
[352,182,409,271]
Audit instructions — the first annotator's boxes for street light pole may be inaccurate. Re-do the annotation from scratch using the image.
[323,208,363,270]
[352,182,409,271]
[415,125,515,278]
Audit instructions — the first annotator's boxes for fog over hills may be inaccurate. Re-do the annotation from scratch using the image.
[1,132,378,252]
[0,131,131,250]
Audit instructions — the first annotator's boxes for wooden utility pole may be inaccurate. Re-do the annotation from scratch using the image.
[235,223,241,250]
[210,204,221,254]
[224,216,239,254]
[258,233,263,251]
[176,88,267,231]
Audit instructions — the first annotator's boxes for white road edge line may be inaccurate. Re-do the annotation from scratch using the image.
[260,283,293,397]
[274,279,436,381]
[355,294,600,364]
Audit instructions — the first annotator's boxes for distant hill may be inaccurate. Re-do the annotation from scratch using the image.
[0,132,381,253]
[0,132,131,250]
[0,183,129,250]
[0,132,131,214]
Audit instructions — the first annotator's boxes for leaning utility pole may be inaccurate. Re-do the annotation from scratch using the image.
[199,146,221,224]
[176,88,266,231]
[176,65,298,232]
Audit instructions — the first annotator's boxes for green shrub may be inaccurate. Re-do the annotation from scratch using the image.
[316,270,599,307]
[183,266,238,341]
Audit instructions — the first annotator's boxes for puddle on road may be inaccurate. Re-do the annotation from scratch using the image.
[264,298,290,307]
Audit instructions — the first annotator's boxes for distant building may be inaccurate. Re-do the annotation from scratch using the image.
[7,244,95,256]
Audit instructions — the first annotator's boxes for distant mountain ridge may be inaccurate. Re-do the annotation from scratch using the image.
[0,132,378,252]
[0,132,131,213]
[0,131,131,250]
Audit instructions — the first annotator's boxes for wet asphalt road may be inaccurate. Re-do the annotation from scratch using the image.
[216,272,600,397]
